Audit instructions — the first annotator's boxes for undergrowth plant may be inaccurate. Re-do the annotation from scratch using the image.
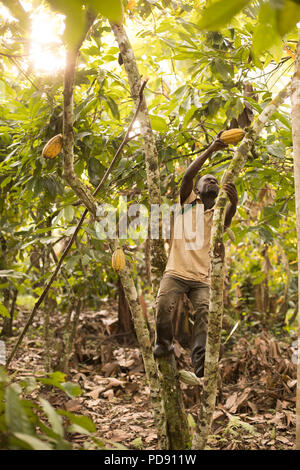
[0,367,124,450]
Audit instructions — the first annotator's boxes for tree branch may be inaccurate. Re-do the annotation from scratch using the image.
[63,46,98,215]
[111,21,189,450]
[291,36,300,450]
[192,82,290,450]
[111,22,167,289]
[5,81,148,368]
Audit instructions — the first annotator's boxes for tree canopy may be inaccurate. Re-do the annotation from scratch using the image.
[0,0,299,451]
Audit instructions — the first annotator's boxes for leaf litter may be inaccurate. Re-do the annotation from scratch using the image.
[5,305,297,450]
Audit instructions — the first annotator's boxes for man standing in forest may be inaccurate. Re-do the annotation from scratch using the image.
[153,136,238,377]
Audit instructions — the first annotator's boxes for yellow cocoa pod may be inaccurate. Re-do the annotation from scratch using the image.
[178,369,201,385]
[42,134,63,159]
[112,247,126,272]
[220,128,245,145]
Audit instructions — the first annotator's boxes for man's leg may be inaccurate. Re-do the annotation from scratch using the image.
[188,282,209,377]
[153,275,187,358]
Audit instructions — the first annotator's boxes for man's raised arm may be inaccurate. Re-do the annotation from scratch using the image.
[180,138,227,205]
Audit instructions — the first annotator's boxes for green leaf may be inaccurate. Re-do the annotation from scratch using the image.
[76,131,93,140]
[213,58,234,82]
[58,410,96,433]
[1,176,12,189]
[266,143,285,158]
[0,303,10,318]
[272,111,291,129]
[55,439,73,450]
[60,382,82,398]
[64,226,77,236]
[88,157,106,186]
[87,0,123,23]
[0,270,26,279]
[252,272,266,285]
[38,371,66,388]
[20,377,37,394]
[14,433,52,450]
[38,374,81,397]
[64,205,75,223]
[0,366,9,384]
[197,0,251,30]
[82,254,90,265]
[67,423,91,435]
[149,115,168,132]
[104,96,120,120]
[276,0,300,36]
[252,3,283,61]
[44,176,58,199]
[5,385,33,435]
[52,209,64,226]
[131,437,143,449]
[187,413,196,429]
[182,105,197,128]
[4,0,29,25]
[33,227,55,235]
[39,398,64,437]
[47,0,86,47]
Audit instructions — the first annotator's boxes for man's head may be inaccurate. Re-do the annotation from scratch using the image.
[195,174,219,199]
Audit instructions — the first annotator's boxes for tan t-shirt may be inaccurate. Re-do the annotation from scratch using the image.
[164,190,213,284]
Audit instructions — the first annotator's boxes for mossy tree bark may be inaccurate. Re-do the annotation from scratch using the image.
[0,235,14,338]
[111,22,190,449]
[63,46,98,216]
[192,83,290,450]
[291,37,300,450]
[277,242,290,320]
[62,32,169,449]
[155,355,190,449]
[110,242,168,449]
[110,22,167,289]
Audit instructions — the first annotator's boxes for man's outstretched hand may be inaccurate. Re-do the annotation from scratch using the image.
[212,131,229,151]
[224,182,238,207]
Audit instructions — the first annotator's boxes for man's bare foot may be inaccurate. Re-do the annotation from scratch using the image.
[153,341,174,358]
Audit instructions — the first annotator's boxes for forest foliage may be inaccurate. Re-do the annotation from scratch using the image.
[0,0,299,450]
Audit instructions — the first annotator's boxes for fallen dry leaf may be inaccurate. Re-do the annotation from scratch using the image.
[276,436,292,445]
[225,392,238,411]
[103,389,114,400]
[86,386,106,399]
[65,399,82,412]
[110,429,132,441]
[287,379,297,389]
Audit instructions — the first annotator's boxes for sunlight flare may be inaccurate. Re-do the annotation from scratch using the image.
[29,8,65,74]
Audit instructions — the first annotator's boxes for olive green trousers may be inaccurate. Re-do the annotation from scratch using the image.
[155,273,209,350]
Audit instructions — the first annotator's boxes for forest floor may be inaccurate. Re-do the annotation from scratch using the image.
[5,300,297,451]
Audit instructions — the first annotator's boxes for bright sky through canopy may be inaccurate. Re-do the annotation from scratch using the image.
[29,7,65,74]
[0,1,65,74]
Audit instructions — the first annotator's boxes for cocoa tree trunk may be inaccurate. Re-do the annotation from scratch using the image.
[63,46,97,215]
[0,235,15,338]
[291,37,300,450]
[192,83,290,450]
[110,240,168,449]
[155,354,190,449]
[61,35,169,448]
[60,298,82,374]
[110,22,190,449]
[117,277,135,343]
[277,242,291,320]
[110,23,167,289]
